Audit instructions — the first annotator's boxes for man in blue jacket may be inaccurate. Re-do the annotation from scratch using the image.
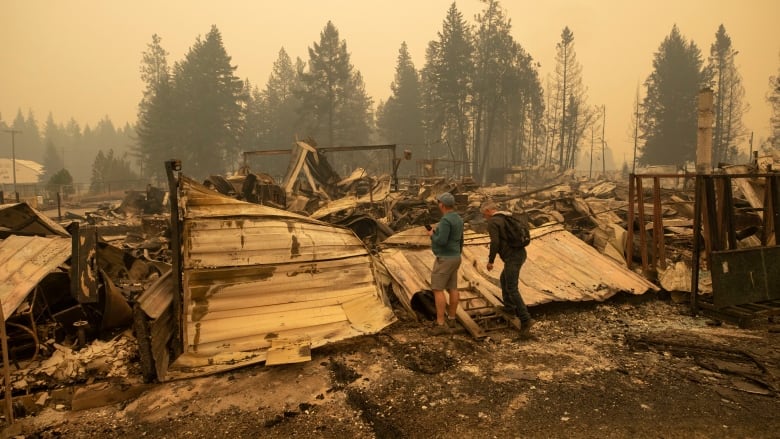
[427,192,464,335]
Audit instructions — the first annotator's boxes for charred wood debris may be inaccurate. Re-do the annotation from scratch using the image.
[0,140,777,421]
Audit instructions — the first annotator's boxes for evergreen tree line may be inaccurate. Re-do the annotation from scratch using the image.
[638,24,759,168]
[135,2,550,182]
[0,110,136,194]
[7,2,780,191]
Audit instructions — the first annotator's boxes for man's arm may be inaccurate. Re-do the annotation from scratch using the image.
[487,219,501,264]
[431,217,452,247]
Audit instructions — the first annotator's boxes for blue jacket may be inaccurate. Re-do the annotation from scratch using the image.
[431,211,464,257]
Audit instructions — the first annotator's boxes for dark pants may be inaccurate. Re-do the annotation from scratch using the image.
[500,251,531,322]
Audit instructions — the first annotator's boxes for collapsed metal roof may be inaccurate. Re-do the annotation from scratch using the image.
[155,176,396,380]
[0,235,71,320]
[0,203,70,238]
[381,224,658,314]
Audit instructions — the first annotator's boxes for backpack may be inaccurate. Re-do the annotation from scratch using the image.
[498,213,531,248]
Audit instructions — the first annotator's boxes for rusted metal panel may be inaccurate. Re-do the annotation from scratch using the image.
[0,235,71,320]
[137,270,173,319]
[183,218,367,269]
[0,203,70,238]
[382,225,658,316]
[158,174,395,380]
[711,247,780,308]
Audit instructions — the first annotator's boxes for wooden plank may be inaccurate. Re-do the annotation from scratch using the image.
[652,177,666,270]
[636,177,649,274]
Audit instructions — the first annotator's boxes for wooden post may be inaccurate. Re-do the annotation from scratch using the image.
[636,177,649,274]
[164,160,184,359]
[652,177,666,270]
[721,178,737,250]
[691,176,703,313]
[0,302,14,425]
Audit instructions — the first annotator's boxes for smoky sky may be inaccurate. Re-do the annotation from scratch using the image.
[2,0,779,162]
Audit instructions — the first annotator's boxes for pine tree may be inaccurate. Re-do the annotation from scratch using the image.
[171,26,245,177]
[708,25,748,163]
[549,26,589,170]
[90,149,139,193]
[768,52,780,149]
[297,21,373,149]
[640,25,709,165]
[42,112,64,179]
[473,0,516,180]
[136,34,174,178]
[422,3,474,164]
[259,48,302,148]
[377,42,425,148]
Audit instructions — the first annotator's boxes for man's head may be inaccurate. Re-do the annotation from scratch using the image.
[480,200,498,219]
[437,192,455,212]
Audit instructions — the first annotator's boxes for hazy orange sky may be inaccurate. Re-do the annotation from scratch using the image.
[2,0,779,164]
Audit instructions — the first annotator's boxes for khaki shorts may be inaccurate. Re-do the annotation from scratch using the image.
[431,256,462,290]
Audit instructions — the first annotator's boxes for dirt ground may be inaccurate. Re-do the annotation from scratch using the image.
[12,293,780,439]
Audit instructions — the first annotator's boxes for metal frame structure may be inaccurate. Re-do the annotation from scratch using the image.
[242,144,404,191]
[690,172,780,326]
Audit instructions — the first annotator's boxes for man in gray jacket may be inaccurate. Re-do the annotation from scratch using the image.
[481,201,534,338]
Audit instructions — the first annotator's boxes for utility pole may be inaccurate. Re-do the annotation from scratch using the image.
[601,105,606,176]
[589,126,594,179]
[633,84,640,174]
[2,129,22,200]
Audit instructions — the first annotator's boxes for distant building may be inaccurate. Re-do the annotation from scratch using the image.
[0,158,44,201]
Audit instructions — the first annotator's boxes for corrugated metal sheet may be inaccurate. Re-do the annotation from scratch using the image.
[381,224,658,313]
[0,203,70,237]
[165,177,396,379]
[0,235,71,320]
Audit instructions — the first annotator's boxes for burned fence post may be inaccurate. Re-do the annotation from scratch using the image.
[0,300,13,425]
[165,159,184,359]
[68,222,100,303]
[691,175,703,313]
[626,174,635,269]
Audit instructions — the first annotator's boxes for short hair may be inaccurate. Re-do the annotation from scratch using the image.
[480,200,497,212]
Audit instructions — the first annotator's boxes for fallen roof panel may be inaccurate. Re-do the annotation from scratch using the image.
[0,235,71,320]
[159,175,396,380]
[381,224,658,313]
[0,203,70,237]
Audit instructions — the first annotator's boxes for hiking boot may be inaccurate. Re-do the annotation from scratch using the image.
[430,322,451,336]
[445,318,458,329]
[518,319,535,339]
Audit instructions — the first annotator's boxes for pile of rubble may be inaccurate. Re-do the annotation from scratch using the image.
[1,141,778,429]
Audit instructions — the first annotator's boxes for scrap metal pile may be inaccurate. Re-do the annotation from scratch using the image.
[2,140,777,423]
